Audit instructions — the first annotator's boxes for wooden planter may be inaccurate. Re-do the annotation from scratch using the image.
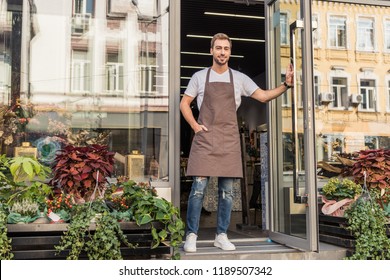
[319,214,390,249]
[319,214,355,248]
[7,222,171,260]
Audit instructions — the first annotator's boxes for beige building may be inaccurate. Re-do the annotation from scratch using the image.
[280,0,390,166]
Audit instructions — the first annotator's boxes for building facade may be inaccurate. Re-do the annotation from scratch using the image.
[1,0,390,252]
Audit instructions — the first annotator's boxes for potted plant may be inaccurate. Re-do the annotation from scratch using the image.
[45,192,73,223]
[7,199,41,224]
[106,179,185,259]
[320,177,362,217]
[344,193,390,260]
[351,149,390,217]
[49,144,115,203]
[0,156,52,211]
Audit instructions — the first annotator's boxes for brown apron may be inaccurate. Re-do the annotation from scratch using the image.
[186,68,243,178]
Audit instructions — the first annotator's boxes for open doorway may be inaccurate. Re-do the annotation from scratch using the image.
[179,0,268,240]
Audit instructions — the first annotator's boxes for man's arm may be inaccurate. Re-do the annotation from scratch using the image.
[180,94,207,133]
[250,63,294,103]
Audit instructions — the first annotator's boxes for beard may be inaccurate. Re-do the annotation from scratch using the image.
[213,55,229,66]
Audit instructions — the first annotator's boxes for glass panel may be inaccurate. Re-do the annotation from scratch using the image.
[0,0,170,183]
[273,0,306,238]
[385,20,390,51]
[329,16,346,48]
[314,1,390,215]
[357,17,374,51]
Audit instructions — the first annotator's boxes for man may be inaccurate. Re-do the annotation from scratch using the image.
[180,33,294,252]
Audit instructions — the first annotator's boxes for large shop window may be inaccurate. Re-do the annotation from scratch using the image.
[0,0,170,183]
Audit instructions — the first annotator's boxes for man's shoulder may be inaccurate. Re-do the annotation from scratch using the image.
[193,67,209,76]
[230,68,248,78]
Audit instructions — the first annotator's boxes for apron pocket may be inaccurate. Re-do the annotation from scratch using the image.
[192,130,213,152]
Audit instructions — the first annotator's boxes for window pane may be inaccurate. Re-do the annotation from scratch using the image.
[329,16,346,47]
[5,0,170,184]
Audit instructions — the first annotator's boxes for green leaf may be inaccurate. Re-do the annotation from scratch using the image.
[138,214,153,225]
[158,229,167,241]
[22,161,34,180]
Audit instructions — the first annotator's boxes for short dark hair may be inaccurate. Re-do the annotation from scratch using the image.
[210,33,232,49]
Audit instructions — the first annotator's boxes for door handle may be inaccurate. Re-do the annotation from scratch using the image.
[289,20,307,204]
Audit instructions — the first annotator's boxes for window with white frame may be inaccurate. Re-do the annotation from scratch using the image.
[314,75,321,106]
[365,136,379,150]
[105,53,124,93]
[385,20,390,52]
[360,79,376,110]
[330,77,348,108]
[72,0,93,34]
[329,16,346,48]
[280,13,288,45]
[71,51,91,93]
[140,65,157,95]
[312,14,319,48]
[357,17,374,51]
[74,0,94,15]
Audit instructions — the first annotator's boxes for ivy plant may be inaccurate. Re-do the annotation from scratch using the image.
[344,193,390,260]
[106,179,185,259]
[0,204,13,260]
[55,201,134,260]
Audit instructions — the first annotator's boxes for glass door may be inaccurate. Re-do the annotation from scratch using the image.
[265,0,318,251]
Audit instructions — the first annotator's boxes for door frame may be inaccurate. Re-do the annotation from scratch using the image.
[265,0,319,251]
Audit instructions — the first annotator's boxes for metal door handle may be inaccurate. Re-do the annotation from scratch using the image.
[289,20,307,204]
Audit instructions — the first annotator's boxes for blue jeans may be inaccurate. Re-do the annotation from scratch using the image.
[186,177,235,235]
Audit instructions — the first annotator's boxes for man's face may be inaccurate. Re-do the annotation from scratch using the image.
[210,39,231,66]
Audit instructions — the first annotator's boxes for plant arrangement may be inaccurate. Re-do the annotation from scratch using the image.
[55,200,134,260]
[320,178,362,217]
[46,192,73,223]
[0,204,13,260]
[7,199,40,224]
[0,100,35,149]
[105,179,185,259]
[49,144,115,203]
[351,149,390,216]
[321,177,362,201]
[344,192,390,260]
[0,156,52,208]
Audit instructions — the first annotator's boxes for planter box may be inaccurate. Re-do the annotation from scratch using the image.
[7,222,171,260]
[319,214,355,248]
[319,214,390,249]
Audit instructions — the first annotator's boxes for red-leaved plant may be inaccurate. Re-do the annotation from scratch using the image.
[351,149,390,215]
[352,149,390,189]
[50,144,115,203]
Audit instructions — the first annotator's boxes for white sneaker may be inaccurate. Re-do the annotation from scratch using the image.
[183,233,197,252]
[214,233,236,251]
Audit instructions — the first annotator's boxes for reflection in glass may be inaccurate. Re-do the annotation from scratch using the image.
[0,0,170,183]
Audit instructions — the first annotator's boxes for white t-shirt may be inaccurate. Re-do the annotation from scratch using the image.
[184,67,259,111]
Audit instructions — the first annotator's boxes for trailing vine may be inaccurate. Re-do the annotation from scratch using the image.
[117,181,185,260]
[344,194,390,260]
[0,205,13,260]
[55,201,135,260]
